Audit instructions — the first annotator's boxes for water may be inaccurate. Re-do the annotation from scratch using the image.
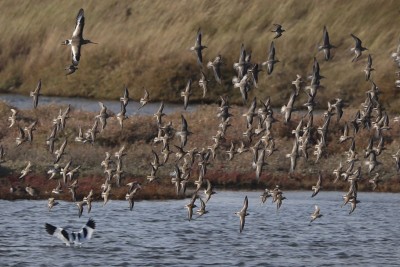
[0,191,399,266]
[0,93,196,115]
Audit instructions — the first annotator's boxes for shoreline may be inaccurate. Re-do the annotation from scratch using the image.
[3,171,400,202]
[1,100,400,204]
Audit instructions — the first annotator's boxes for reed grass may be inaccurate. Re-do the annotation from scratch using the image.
[0,1,400,111]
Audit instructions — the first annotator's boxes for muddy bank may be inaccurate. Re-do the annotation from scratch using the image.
[2,170,400,202]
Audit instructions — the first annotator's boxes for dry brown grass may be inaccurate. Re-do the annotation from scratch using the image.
[1,1,400,111]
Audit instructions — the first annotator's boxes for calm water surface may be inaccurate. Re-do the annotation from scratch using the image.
[1,191,400,266]
[0,93,196,115]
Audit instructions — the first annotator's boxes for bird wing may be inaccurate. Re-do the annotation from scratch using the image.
[185,79,192,93]
[75,218,96,242]
[152,150,160,164]
[157,101,164,113]
[239,43,246,64]
[60,139,68,152]
[124,87,129,99]
[323,26,330,46]
[73,8,85,38]
[45,223,70,245]
[343,123,348,136]
[314,205,320,214]
[18,127,25,138]
[195,28,202,47]
[35,79,42,94]
[205,179,212,191]
[350,34,362,47]
[118,145,126,155]
[183,95,188,110]
[239,215,245,233]
[249,97,257,113]
[63,105,71,117]
[213,64,222,84]
[317,173,322,186]
[196,49,203,64]
[200,198,206,209]
[98,102,106,113]
[181,115,188,131]
[268,41,275,60]
[32,95,39,109]
[241,196,248,213]
[287,91,296,108]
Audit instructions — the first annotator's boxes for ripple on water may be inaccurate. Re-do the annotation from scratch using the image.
[1,191,400,266]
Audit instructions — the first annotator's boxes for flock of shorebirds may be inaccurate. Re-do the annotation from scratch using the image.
[3,8,400,245]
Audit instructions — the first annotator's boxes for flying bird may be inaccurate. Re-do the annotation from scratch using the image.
[47,198,59,211]
[364,54,374,81]
[311,172,322,197]
[62,8,97,66]
[153,101,165,125]
[64,64,78,75]
[45,218,96,246]
[190,28,207,65]
[19,161,32,179]
[139,88,150,110]
[310,205,323,223]
[318,26,335,61]
[30,79,42,109]
[207,55,223,84]
[271,24,285,39]
[262,41,279,75]
[196,198,208,217]
[176,114,192,147]
[198,71,209,98]
[181,79,192,110]
[235,196,249,233]
[8,108,18,128]
[184,194,197,221]
[120,87,130,107]
[204,179,216,203]
[350,34,367,62]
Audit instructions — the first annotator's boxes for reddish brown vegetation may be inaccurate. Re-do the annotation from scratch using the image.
[1,101,400,202]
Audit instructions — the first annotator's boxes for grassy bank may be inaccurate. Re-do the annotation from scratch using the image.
[0,1,400,111]
[1,97,400,201]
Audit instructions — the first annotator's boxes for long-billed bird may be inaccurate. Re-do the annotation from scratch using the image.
[62,8,97,66]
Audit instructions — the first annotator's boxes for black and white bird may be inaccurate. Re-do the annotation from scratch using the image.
[62,8,97,66]
[45,218,96,247]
